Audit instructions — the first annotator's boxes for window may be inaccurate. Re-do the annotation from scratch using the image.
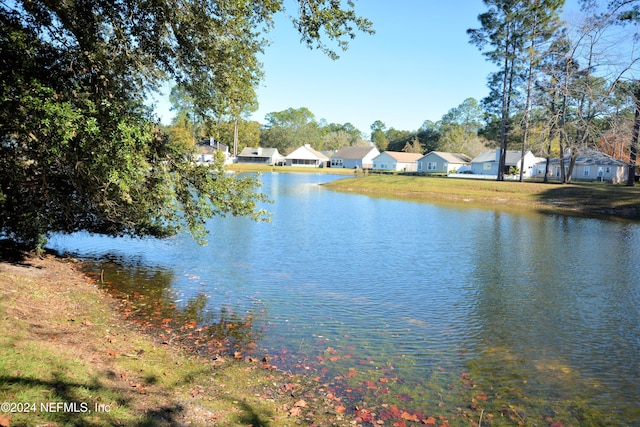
[605,166,611,174]
[426,162,437,171]
[583,166,590,177]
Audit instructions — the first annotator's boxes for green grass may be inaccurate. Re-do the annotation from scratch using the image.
[323,174,640,220]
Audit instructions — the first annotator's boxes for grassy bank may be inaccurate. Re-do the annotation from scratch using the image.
[323,174,640,221]
[0,249,351,427]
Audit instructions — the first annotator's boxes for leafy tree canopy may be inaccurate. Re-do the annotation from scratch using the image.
[0,0,373,250]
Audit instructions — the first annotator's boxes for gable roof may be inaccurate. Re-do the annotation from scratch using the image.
[422,151,471,163]
[196,139,228,153]
[285,144,329,160]
[471,149,531,165]
[548,149,627,166]
[378,151,423,162]
[331,146,378,160]
[238,147,281,158]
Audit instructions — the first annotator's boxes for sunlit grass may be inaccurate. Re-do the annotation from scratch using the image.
[324,174,640,220]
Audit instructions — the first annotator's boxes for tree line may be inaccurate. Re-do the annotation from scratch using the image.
[468,0,640,184]
[168,0,640,183]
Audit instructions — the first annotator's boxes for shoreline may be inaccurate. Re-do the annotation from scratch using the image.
[321,174,640,221]
[0,248,352,427]
[226,164,640,221]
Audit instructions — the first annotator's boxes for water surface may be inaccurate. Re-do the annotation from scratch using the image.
[49,172,640,426]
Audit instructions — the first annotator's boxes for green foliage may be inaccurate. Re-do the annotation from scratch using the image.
[259,107,365,153]
[0,0,371,249]
[370,120,389,151]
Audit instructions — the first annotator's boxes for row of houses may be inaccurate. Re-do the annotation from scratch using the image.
[199,139,630,184]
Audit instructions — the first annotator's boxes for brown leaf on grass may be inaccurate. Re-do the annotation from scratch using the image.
[335,405,346,414]
[0,414,10,427]
[289,406,302,417]
[422,416,437,425]
[401,411,419,422]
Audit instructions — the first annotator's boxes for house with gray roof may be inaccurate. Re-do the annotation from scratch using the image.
[417,151,471,174]
[536,149,628,183]
[470,149,543,178]
[330,146,380,169]
[237,147,285,166]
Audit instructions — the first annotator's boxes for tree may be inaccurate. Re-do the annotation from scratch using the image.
[0,0,373,250]
[516,0,565,181]
[628,82,640,186]
[259,107,322,153]
[469,0,530,180]
[440,98,485,136]
[370,120,389,151]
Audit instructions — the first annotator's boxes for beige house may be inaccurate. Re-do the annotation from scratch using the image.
[372,151,423,172]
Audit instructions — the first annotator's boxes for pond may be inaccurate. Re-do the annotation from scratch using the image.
[48,172,640,426]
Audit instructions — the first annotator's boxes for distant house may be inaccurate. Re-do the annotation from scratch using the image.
[237,147,285,166]
[537,149,628,183]
[330,146,380,169]
[195,138,229,164]
[470,149,543,178]
[372,151,423,172]
[417,151,471,174]
[285,144,329,167]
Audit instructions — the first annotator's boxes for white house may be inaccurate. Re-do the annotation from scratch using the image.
[237,147,285,166]
[417,151,471,174]
[470,149,543,178]
[330,146,380,169]
[372,151,423,172]
[195,138,230,164]
[537,149,628,183]
[285,144,329,167]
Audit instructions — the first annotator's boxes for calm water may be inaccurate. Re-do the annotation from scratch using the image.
[49,172,640,426]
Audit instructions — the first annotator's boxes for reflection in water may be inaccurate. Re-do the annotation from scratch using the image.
[49,173,640,426]
[81,261,262,356]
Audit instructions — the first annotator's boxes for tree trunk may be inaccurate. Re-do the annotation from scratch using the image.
[628,83,640,186]
[498,21,513,182]
[520,10,538,183]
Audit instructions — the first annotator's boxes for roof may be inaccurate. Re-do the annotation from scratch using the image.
[238,147,281,158]
[548,149,627,166]
[285,144,329,160]
[331,146,378,160]
[196,139,228,153]
[471,149,531,165]
[377,151,423,162]
[422,151,471,163]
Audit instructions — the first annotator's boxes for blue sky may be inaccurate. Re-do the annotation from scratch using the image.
[155,1,584,137]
